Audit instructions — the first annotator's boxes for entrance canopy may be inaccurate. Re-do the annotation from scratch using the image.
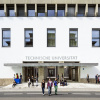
[4,63,98,67]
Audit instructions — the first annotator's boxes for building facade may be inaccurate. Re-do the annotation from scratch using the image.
[0,0,100,86]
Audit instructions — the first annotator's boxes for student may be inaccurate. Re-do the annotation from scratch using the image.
[31,76,34,86]
[54,78,58,95]
[47,78,53,96]
[28,77,31,87]
[41,79,45,96]
[20,73,22,83]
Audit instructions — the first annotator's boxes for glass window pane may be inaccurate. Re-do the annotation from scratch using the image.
[68,6,75,16]
[25,39,33,47]
[25,30,33,38]
[3,39,10,47]
[38,13,45,17]
[92,39,99,47]
[47,10,55,16]
[70,30,78,38]
[48,29,55,33]
[0,10,5,16]
[88,6,95,16]
[78,5,85,16]
[9,10,15,16]
[92,30,99,38]
[57,10,65,16]
[47,39,55,47]
[70,39,78,47]
[3,30,10,38]
[28,10,35,16]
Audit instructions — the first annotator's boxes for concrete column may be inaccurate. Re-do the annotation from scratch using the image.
[58,66,64,80]
[25,4,27,17]
[55,4,57,16]
[75,4,78,17]
[85,4,88,16]
[38,67,44,82]
[35,4,37,16]
[65,4,68,16]
[14,4,17,16]
[78,66,80,82]
[4,4,7,16]
[95,4,98,17]
[22,67,25,82]
[45,4,47,16]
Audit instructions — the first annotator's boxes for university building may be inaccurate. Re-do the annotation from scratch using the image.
[0,0,100,86]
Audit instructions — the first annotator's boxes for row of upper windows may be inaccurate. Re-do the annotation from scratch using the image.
[1,28,100,47]
[0,4,100,17]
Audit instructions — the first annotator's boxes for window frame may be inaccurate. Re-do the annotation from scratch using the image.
[0,4,5,17]
[24,28,33,47]
[69,28,78,47]
[47,28,56,47]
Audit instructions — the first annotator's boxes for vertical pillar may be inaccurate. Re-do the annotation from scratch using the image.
[25,4,27,17]
[55,4,57,16]
[4,4,7,16]
[85,4,88,16]
[65,4,68,16]
[95,4,98,17]
[14,4,17,16]
[22,67,25,82]
[58,66,64,80]
[35,4,37,16]
[78,66,80,82]
[75,4,78,17]
[45,4,47,16]
[55,66,56,78]
[38,67,44,82]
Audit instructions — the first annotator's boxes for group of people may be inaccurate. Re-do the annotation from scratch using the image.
[41,78,58,96]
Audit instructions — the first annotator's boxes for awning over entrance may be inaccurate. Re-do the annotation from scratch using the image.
[4,63,98,67]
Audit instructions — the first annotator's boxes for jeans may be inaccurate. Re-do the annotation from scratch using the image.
[42,87,45,94]
[48,86,51,95]
[54,86,58,94]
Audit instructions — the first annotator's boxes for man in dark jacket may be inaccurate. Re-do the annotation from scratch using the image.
[95,74,98,84]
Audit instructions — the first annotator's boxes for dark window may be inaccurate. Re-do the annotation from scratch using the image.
[17,4,25,16]
[2,29,11,47]
[47,4,55,16]
[77,4,85,17]
[27,4,35,17]
[69,29,78,47]
[98,5,100,16]
[25,29,33,47]
[68,5,75,17]
[0,5,5,16]
[92,29,100,47]
[37,4,45,17]
[57,4,65,16]
[88,5,95,17]
[48,68,55,77]
[47,29,56,47]
[7,4,15,16]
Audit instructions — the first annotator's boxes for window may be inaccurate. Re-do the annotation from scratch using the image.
[68,5,75,17]
[17,4,25,16]
[77,4,85,17]
[7,4,15,16]
[92,29,100,47]
[69,29,78,47]
[88,5,95,17]
[98,5,100,16]
[57,4,65,16]
[25,29,33,47]
[47,4,55,16]
[37,4,45,17]
[47,29,56,47]
[0,5,5,16]
[2,29,11,47]
[27,4,35,17]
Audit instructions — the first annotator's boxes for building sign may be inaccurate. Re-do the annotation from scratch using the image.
[26,56,77,61]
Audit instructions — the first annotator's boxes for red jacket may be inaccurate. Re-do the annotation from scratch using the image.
[47,81,53,88]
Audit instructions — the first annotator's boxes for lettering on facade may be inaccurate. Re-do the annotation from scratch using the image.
[26,56,77,60]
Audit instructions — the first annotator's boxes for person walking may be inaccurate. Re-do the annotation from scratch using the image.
[20,73,22,83]
[87,74,89,83]
[28,77,31,87]
[47,78,53,96]
[54,78,58,95]
[95,74,98,84]
[31,76,34,86]
[36,76,38,86]
[41,79,45,96]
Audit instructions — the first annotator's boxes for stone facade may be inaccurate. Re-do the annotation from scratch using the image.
[38,67,44,82]
[58,66,64,80]
[0,78,13,86]
[80,78,96,83]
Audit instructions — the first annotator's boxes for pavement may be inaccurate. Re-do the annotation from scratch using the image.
[0,82,100,92]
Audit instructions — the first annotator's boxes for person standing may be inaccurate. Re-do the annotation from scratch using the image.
[54,78,58,95]
[87,74,89,83]
[47,78,53,96]
[20,73,22,83]
[95,74,98,84]
[36,76,38,86]
[41,79,45,96]
[31,76,34,86]
[28,77,31,87]
[13,74,15,80]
